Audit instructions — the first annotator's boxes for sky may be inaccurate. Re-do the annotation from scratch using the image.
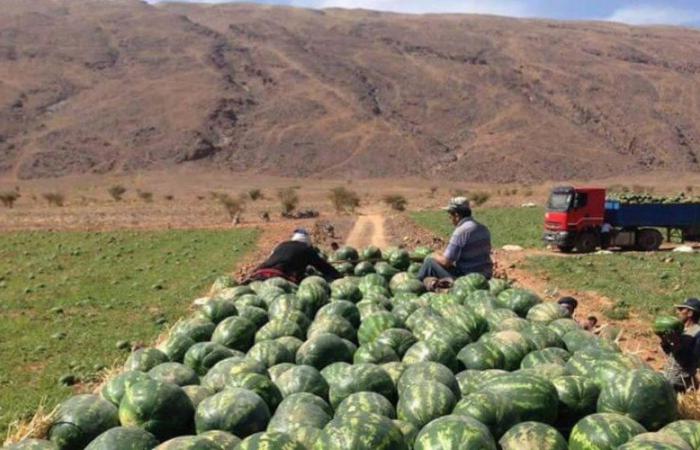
[146,0,700,26]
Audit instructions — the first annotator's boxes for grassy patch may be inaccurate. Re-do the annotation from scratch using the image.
[0,228,258,435]
[410,206,544,248]
[524,253,700,316]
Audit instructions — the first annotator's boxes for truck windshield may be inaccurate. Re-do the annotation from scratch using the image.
[547,192,572,211]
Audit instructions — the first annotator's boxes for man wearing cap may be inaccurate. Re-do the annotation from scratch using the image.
[661,298,700,392]
[244,229,341,284]
[417,197,493,286]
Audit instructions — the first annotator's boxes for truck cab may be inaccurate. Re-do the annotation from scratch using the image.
[543,186,606,252]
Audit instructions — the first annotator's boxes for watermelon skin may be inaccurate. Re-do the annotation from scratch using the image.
[200,357,268,392]
[551,375,600,426]
[354,342,400,364]
[268,393,332,432]
[182,385,212,408]
[211,316,257,351]
[432,304,487,341]
[455,369,508,397]
[454,273,490,292]
[479,330,533,371]
[238,305,269,328]
[453,391,519,439]
[171,318,217,343]
[199,298,238,324]
[396,362,460,397]
[653,316,684,336]
[526,303,569,323]
[597,369,678,430]
[335,392,396,419]
[479,373,559,424]
[412,415,497,450]
[457,342,505,371]
[402,339,459,372]
[499,422,568,450]
[4,440,58,450]
[549,318,581,337]
[255,319,305,343]
[48,394,119,450]
[521,324,565,350]
[84,427,158,450]
[315,301,361,328]
[498,289,542,317]
[148,362,199,386]
[620,432,693,450]
[520,348,570,369]
[284,426,322,450]
[153,436,221,449]
[307,316,357,343]
[158,334,197,363]
[357,312,403,346]
[118,379,195,441]
[268,363,296,383]
[198,430,241,449]
[396,381,457,429]
[195,387,271,438]
[124,348,169,372]
[247,340,296,368]
[236,432,306,450]
[226,373,283,411]
[296,333,354,370]
[235,294,267,310]
[375,329,417,357]
[101,371,152,406]
[661,421,700,450]
[184,342,241,376]
[312,412,407,450]
[569,413,646,450]
[328,364,397,408]
[275,365,330,400]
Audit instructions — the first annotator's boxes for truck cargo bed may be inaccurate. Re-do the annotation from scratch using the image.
[605,201,700,228]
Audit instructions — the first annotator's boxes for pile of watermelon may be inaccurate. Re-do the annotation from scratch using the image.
[9,245,700,450]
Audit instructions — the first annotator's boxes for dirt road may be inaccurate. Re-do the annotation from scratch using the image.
[345,214,389,249]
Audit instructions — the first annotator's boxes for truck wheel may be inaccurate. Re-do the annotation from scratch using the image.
[575,232,598,253]
[636,229,663,251]
[558,245,574,253]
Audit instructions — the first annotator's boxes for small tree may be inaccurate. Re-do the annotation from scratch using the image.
[248,189,263,201]
[277,188,299,215]
[329,187,360,214]
[383,194,407,212]
[137,190,153,202]
[0,191,20,208]
[108,185,127,201]
[468,191,490,207]
[43,192,65,207]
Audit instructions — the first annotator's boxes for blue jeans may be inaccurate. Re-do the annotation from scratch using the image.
[417,257,460,281]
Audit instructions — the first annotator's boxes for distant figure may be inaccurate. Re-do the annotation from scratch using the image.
[601,223,613,249]
[418,197,493,288]
[232,212,241,225]
[584,315,598,332]
[557,297,579,318]
[244,229,341,284]
[260,211,270,222]
[661,298,700,392]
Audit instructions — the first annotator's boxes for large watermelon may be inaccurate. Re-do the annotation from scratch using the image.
[211,316,257,351]
[479,330,533,371]
[457,342,505,370]
[313,412,407,450]
[661,421,700,450]
[158,334,197,363]
[153,436,221,449]
[296,333,354,369]
[226,373,283,411]
[520,347,570,369]
[396,381,457,428]
[84,427,158,450]
[199,298,238,324]
[402,339,459,372]
[307,316,357,342]
[454,273,490,292]
[330,278,362,303]
[569,413,646,450]
[653,316,684,336]
[315,301,361,328]
[124,348,169,372]
[375,328,418,357]
[48,395,119,450]
[618,432,693,450]
[236,432,305,450]
[354,341,400,364]
[335,391,396,419]
[268,393,332,432]
[526,303,569,323]
[255,319,304,342]
[479,372,559,424]
[453,390,519,438]
[328,363,397,408]
[247,340,295,368]
[195,387,270,437]
[412,415,497,450]
[101,371,152,406]
[551,375,600,425]
[499,422,568,450]
[275,365,329,400]
[198,430,241,449]
[171,318,216,342]
[362,245,383,261]
[182,385,212,408]
[184,342,240,376]
[238,306,269,328]
[455,369,508,397]
[498,289,542,317]
[358,312,404,345]
[148,362,199,386]
[549,318,581,338]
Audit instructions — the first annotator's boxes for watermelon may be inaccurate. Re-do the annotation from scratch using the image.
[357,300,389,320]
[354,341,400,364]
[171,318,217,342]
[396,381,457,428]
[375,262,400,281]
[268,393,332,432]
[497,289,542,317]
[393,420,419,447]
[381,362,407,387]
[485,308,519,330]
[375,328,417,357]
[499,422,568,450]
[313,412,407,450]
[183,342,240,376]
[391,278,425,295]
[333,262,355,276]
[275,336,304,355]
[101,371,151,406]
[280,311,312,333]
[297,283,330,313]
[237,306,269,330]
[453,390,519,438]
[412,415,497,450]
[391,302,421,323]
[84,427,158,450]
[315,301,361,328]
[236,432,305,450]
[548,318,581,337]
[199,298,238,324]
[255,319,304,342]
[569,413,646,450]
[210,275,237,293]
[48,395,119,450]
[195,387,270,437]
[222,285,255,299]
[118,379,194,440]
[562,329,600,353]
[518,363,568,379]
[182,385,212,408]
[493,317,531,332]
[264,277,295,293]
[354,261,376,276]
[359,272,389,290]
[479,330,533,371]
[307,316,357,342]
[335,391,396,419]
[247,340,295,368]
[296,333,354,369]
[653,316,684,336]
[662,421,700,450]
[619,432,693,450]
[275,365,329,399]
[458,342,505,370]
[284,426,322,450]
[396,361,460,396]
[520,348,570,369]
[521,324,565,350]
[362,245,383,261]
[124,348,169,372]
[330,279,362,303]
[158,334,197,363]
[199,430,241,449]
[336,246,360,262]
[357,312,403,345]
[211,316,257,351]
[388,249,411,271]
[300,276,331,293]
[201,357,267,392]
[489,278,511,296]
[454,273,490,292]
[432,304,487,341]
[526,303,569,323]
[226,373,283,411]
[328,363,397,408]
[551,375,600,425]
[4,440,58,450]
[148,362,199,386]
[320,362,352,386]
[479,372,559,424]
[597,369,678,430]
[410,246,432,261]
[268,363,296,383]
[153,436,221,449]
[402,339,459,372]
[235,294,267,310]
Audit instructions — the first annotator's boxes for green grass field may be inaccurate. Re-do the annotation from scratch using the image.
[0,228,258,435]
[410,206,544,248]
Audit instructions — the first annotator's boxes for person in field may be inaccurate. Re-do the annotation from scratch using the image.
[245,229,340,284]
[418,197,493,288]
[661,298,700,392]
[557,296,578,318]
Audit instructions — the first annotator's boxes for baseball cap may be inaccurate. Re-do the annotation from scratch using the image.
[442,197,471,213]
[291,229,311,245]
[675,298,700,312]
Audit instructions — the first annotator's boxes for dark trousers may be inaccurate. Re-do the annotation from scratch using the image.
[417,257,460,280]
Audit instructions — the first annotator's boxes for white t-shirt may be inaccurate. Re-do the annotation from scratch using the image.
[601,223,613,233]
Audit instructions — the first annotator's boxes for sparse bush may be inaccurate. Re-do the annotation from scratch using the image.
[523,188,533,197]
[43,192,65,207]
[429,186,438,198]
[248,189,263,201]
[217,193,245,220]
[468,191,491,207]
[277,188,299,214]
[383,194,407,212]
[196,195,205,201]
[164,195,174,201]
[108,185,127,201]
[329,187,360,213]
[686,185,694,193]
[0,191,20,208]
[137,190,153,203]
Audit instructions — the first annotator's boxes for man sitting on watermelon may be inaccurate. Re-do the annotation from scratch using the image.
[418,197,493,289]
[660,298,700,392]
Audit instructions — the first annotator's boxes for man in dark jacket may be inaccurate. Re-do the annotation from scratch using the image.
[246,229,340,284]
[662,298,700,392]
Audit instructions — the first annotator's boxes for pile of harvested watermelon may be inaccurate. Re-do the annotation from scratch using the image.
[8,246,699,450]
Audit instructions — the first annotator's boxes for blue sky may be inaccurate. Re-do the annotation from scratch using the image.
[147,0,700,26]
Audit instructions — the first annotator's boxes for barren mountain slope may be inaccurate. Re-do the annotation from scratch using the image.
[1,0,700,182]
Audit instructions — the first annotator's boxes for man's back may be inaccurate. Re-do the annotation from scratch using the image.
[446,217,493,278]
[258,241,338,281]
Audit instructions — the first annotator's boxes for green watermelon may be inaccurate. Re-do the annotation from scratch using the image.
[597,369,678,430]
[396,361,460,396]
[226,373,283,411]
[357,312,403,345]
[362,245,383,261]
[375,262,400,281]
[153,436,221,449]
[393,420,418,447]
[402,339,459,372]
[211,316,257,351]
[4,440,58,450]
[479,372,559,424]
[235,294,267,310]
[412,415,497,450]
[381,362,407,387]
[396,381,457,428]
[237,306,269,328]
[296,333,354,369]
[124,348,169,372]
[489,278,511,296]
[268,393,332,432]
[391,278,425,296]
[333,262,355,276]
[619,432,693,450]
[200,357,267,392]
[661,421,700,450]
[562,329,599,353]
[521,324,565,350]
[354,261,376,276]
[182,385,212,408]
[335,246,360,263]
[493,317,531,332]
[320,362,352,386]
[275,336,304,355]
[335,391,396,419]
[275,365,329,399]
[195,387,270,437]
[548,318,581,337]
[148,362,199,386]
[497,289,542,317]
[199,430,241,449]
[84,427,158,450]
[410,247,432,261]
[247,340,295,368]
[48,395,119,450]
[354,341,400,364]
[653,316,684,336]
[328,363,396,408]
[101,370,151,406]
[268,363,296,383]
[158,334,196,363]
[388,249,411,271]
[569,413,646,450]
[454,273,490,292]
[315,301,361,328]
[199,298,238,324]
[118,379,194,441]
[433,304,488,341]
[551,375,600,425]
[307,316,357,342]
[518,363,568,379]
[484,308,519,330]
[520,348,570,369]
[458,342,505,370]
[453,390,519,438]
[526,303,569,323]
[313,412,407,450]
[499,422,568,450]
[171,317,217,342]
[210,275,237,293]
[479,330,533,371]
[284,426,322,450]
[391,302,421,323]
[297,283,330,313]
[375,328,417,357]
[236,431,305,450]
[330,279,362,303]
[300,276,331,293]
[183,342,241,376]
[357,300,389,321]
[255,319,304,342]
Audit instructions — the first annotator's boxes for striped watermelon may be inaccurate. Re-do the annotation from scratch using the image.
[569,413,646,450]
[200,356,267,391]
[84,427,158,450]
[235,294,268,310]
[412,415,497,450]
[499,422,567,450]
[153,436,221,449]
[184,342,241,376]
[48,395,119,450]
[489,278,511,296]
[255,319,305,342]
[315,301,361,328]
[521,324,565,350]
[148,362,199,386]
[275,365,329,400]
[236,432,305,450]
[158,333,197,362]
[247,340,296,368]
[171,317,217,342]
[457,342,505,370]
[358,312,403,345]
[619,432,693,450]
[526,303,569,323]
[182,385,212,408]
[296,333,354,369]
[195,387,270,437]
[313,412,407,450]
[402,339,459,372]
[597,369,678,430]
[388,249,411,271]
[238,305,270,328]
[518,363,568,379]
[454,273,489,292]
[375,328,418,357]
[432,304,488,341]
[330,278,362,303]
[492,317,531,332]
[354,342,400,364]
[453,391,519,438]
[397,361,460,397]
[485,309,519,331]
[561,328,601,353]
[375,262,400,281]
[479,330,533,371]
[396,381,457,428]
[653,316,684,336]
[284,426,322,450]
[393,420,419,447]
[226,373,283,411]
[275,336,304,355]
[101,370,151,406]
[335,391,396,419]
[662,421,700,450]
[357,300,390,320]
[124,348,169,372]
[212,316,257,351]
[268,394,332,432]
[497,289,541,317]
[455,369,508,397]
[268,363,296,383]
[520,348,570,369]
[479,372,559,424]
[319,362,352,386]
[199,430,241,449]
[551,375,600,425]
[328,363,396,408]
[381,362,407,386]
[199,298,238,324]
[297,283,330,313]
[354,261,376,276]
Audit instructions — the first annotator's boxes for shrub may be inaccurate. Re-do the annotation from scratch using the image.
[248,189,263,201]
[523,188,533,197]
[43,192,65,207]
[383,194,407,211]
[329,187,360,213]
[428,186,438,198]
[277,188,299,214]
[468,191,491,207]
[686,185,695,193]
[0,191,20,208]
[137,190,153,202]
[108,185,127,201]
[217,193,245,220]
[164,195,174,201]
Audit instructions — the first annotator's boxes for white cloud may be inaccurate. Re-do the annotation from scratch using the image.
[297,0,534,16]
[606,5,700,25]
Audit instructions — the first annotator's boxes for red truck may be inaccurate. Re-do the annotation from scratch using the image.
[543,186,700,253]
